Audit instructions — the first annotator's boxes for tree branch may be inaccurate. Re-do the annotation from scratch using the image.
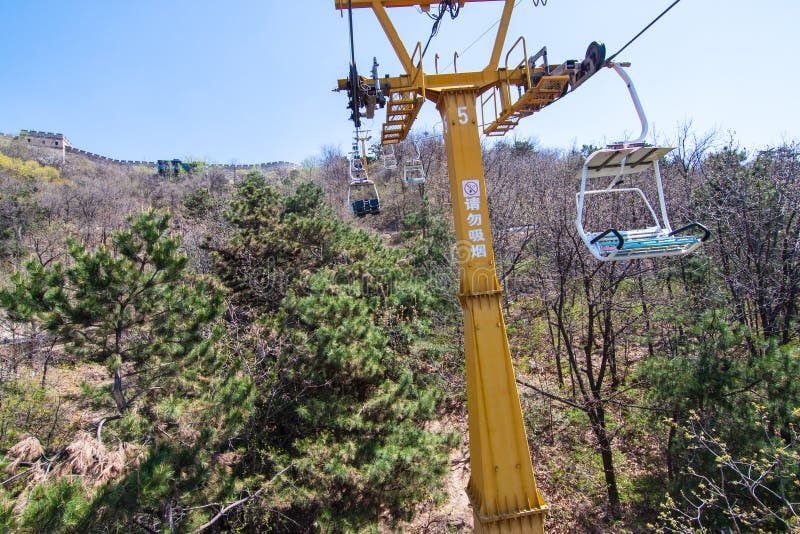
[190,465,292,533]
[96,415,122,444]
[0,467,32,486]
[516,378,584,410]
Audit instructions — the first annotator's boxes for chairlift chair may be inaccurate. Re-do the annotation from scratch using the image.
[347,150,380,217]
[381,143,398,169]
[402,141,425,185]
[575,63,709,261]
[349,148,367,180]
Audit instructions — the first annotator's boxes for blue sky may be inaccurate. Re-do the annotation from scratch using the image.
[0,1,796,164]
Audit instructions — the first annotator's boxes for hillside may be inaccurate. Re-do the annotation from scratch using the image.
[0,130,799,533]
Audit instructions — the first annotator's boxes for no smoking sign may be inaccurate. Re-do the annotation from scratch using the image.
[462,179,480,198]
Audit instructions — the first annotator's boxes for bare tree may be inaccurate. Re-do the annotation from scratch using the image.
[516,150,653,518]
[702,143,800,344]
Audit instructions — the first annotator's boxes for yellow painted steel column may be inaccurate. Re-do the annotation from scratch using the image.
[437,89,547,533]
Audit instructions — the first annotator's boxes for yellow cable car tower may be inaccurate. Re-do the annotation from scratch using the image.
[334,2,605,531]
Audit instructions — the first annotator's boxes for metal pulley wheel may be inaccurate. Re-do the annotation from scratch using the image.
[584,41,607,72]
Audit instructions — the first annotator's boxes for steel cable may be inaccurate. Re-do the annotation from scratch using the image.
[605,0,682,64]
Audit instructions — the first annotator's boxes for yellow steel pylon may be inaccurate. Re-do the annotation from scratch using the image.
[334,1,592,530]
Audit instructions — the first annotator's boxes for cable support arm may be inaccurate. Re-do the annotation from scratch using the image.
[335,64,560,96]
[334,0,504,9]
[484,0,515,72]
[334,0,506,76]
[608,62,648,145]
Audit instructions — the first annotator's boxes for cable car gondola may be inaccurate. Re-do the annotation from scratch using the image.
[575,62,709,261]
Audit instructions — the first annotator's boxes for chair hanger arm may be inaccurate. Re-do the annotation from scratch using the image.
[609,62,648,145]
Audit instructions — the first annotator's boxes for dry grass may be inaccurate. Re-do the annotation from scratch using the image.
[58,431,105,477]
[6,435,45,472]
[97,443,127,483]
[51,431,138,487]
[0,360,110,451]
[2,357,140,490]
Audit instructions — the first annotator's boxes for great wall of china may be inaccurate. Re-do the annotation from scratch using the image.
[1,130,295,174]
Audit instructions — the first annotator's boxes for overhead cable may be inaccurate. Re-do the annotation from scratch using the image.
[421,1,461,58]
[440,0,525,72]
[605,0,682,64]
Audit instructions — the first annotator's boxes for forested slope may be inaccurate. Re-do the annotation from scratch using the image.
[0,130,798,532]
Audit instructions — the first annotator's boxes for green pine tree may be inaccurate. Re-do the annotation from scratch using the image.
[1,209,225,415]
[210,175,456,531]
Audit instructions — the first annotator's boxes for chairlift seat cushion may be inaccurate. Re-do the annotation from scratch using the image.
[591,229,702,260]
[352,200,368,217]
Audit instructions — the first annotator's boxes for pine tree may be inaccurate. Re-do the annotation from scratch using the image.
[0,210,266,532]
[642,312,800,530]
[210,175,455,531]
[1,209,225,415]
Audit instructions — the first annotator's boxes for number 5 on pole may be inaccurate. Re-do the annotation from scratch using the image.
[458,105,469,124]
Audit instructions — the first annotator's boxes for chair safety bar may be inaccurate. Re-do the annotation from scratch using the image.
[669,222,710,242]
[590,228,624,249]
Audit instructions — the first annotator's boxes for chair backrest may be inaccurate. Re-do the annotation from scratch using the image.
[382,144,397,169]
[576,187,662,237]
[576,146,675,236]
[403,160,425,184]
